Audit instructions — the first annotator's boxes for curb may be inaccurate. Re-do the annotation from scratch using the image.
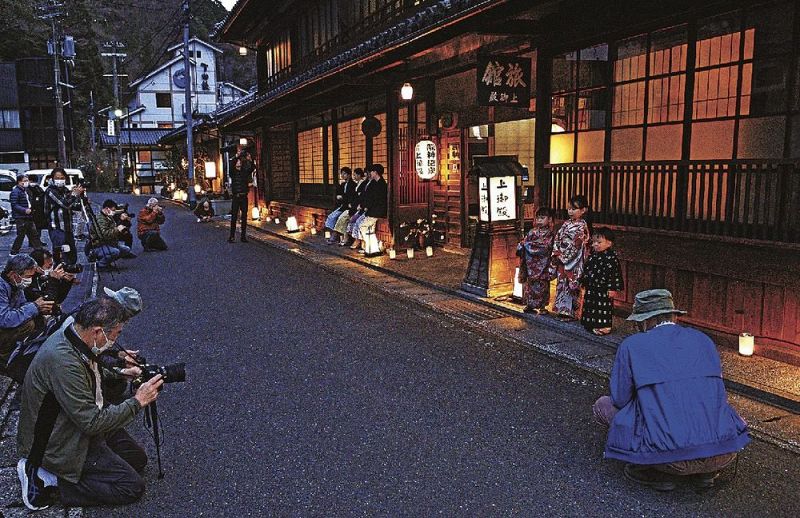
[233,221,800,455]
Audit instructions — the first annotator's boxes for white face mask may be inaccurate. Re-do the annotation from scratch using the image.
[53,179,66,188]
[92,329,114,355]
[15,275,33,288]
[21,181,29,188]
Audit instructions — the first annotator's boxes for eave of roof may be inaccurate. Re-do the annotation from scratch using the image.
[99,128,174,148]
[166,37,223,55]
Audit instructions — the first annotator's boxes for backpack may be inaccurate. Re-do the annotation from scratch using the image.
[27,185,48,230]
[5,312,73,384]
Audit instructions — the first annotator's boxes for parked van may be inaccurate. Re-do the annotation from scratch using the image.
[0,169,16,230]
[25,168,85,189]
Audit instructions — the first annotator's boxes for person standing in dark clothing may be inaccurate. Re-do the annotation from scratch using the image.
[45,168,85,267]
[9,174,44,256]
[228,152,253,243]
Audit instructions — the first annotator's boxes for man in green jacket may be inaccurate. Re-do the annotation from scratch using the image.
[16,297,163,510]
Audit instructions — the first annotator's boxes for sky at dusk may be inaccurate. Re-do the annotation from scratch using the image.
[220,0,237,10]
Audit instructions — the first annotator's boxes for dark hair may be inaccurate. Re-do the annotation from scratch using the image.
[340,167,352,176]
[4,254,36,275]
[102,199,117,209]
[368,163,384,176]
[51,167,67,178]
[593,227,616,243]
[353,168,365,178]
[536,207,554,218]
[74,297,129,331]
[569,194,589,210]
[31,249,53,266]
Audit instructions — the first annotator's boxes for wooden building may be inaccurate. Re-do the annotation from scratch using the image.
[217,0,800,363]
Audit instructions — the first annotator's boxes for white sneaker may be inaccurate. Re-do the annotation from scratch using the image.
[17,458,51,511]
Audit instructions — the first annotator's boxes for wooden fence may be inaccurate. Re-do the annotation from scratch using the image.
[547,160,800,243]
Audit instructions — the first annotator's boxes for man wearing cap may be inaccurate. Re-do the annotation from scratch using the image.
[593,289,750,491]
[137,198,167,252]
[99,287,144,405]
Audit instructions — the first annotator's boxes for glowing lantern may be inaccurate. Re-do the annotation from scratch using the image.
[415,140,438,180]
[425,246,434,257]
[388,249,397,259]
[251,206,260,220]
[739,333,754,356]
[406,248,414,259]
[286,216,299,232]
[400,82,413,100]
[513,267,524,300]
[204,161,217,178]
[238,46,248,56]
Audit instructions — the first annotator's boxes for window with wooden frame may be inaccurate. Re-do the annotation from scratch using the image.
[337,117,366,171]
[298,0,340,58]
[265,29,293,79]
[371,113,388,168]
[298,127,325,184]
[550,44,609,164]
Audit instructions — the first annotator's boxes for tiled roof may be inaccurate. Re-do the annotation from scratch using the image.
[217,0,495,126]
[99,128,173,148]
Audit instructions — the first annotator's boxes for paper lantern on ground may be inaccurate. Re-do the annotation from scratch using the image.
[364,230,381,256]
[251,206,260,220]
[286,216,299,232]
[406,248,414,259]
[513,267,524,300]
[388,249,397,259]
[204,161,217,179]
[739,333,754,356]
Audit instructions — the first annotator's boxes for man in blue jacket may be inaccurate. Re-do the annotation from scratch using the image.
[0,254,55,367]
[593,289,750,491]
[10,174,44,256]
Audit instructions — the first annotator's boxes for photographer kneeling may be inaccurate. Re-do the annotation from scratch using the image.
[16,297,163,510]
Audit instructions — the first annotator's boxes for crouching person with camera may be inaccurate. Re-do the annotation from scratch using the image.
[16,297,163,510]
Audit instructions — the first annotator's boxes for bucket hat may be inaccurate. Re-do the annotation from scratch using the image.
[626,289,687,322]
[103,286,143,316]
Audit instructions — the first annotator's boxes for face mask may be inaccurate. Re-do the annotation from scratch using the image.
[16,276,32,288]
[91,329,114,355]
[54,179,66,188]
[21,181,29,188]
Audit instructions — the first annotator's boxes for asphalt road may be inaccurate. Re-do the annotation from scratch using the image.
[89,196,799,517]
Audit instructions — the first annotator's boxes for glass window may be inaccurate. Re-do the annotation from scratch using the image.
[137,151,151,163]
[0,110,20,128]
[298,127,325,184]
[337,118,366,171]
[372,113,388,168]
[156,93,172,108]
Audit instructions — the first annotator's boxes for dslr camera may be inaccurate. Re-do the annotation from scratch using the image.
[112,202,135,219]
[133,355,186,386]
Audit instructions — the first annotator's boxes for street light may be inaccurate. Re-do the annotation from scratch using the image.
[239,137,248,146]
[113,108,123,118]
[238,46,248,56]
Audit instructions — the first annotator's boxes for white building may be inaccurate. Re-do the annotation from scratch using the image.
[124,38,237,129]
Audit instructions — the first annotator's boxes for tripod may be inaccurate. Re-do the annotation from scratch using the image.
[79,195,118,277]
[144,401,165,479]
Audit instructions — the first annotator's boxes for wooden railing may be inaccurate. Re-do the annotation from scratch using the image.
[547,160,800,243]
[263,0,450,92]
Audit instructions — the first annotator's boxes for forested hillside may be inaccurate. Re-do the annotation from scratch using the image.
[0,0,256,153]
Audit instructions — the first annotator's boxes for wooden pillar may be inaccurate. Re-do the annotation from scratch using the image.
[533,47,552,210]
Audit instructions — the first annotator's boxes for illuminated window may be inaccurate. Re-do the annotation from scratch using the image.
[298,127,324,184]
[337,118,366,171]
[372,113,388,168]
[137,151,151,163]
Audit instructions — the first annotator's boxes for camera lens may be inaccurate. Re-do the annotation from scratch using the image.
[163,362,186,383]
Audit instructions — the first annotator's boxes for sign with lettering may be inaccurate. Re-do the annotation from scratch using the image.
[415,140,438,180]
[476,56,531,107]
[107,119,115,137]
[479,175,516,222]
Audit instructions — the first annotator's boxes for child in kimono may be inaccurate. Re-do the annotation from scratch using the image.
[551,194,591,320]
[580,227,624,335]
[517,208,555,314]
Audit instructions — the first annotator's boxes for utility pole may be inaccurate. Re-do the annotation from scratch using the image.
[183,0,196,207]
[37,1,67,167]
[102,41,127,191]
[89,90,96,152]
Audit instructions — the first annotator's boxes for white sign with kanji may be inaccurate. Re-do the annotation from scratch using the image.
[415,140,438,180]
[107,119,115,137]
[479,175,516,222]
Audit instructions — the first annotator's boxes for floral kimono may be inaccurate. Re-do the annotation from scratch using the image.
[551,219,590,318]
[517,226,555,310]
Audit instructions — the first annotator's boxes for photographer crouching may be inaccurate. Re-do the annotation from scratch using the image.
[16,297,163,509]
